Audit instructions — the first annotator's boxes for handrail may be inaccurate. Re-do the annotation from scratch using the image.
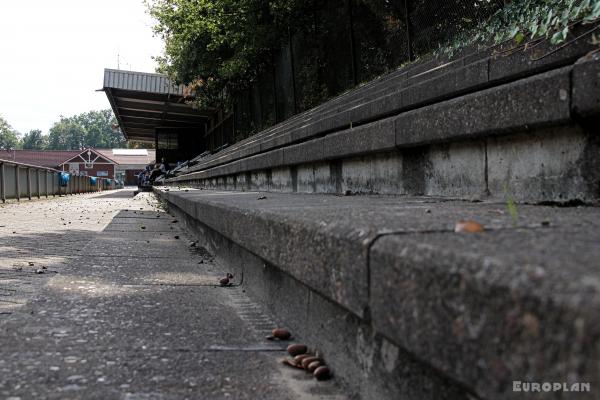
[0,157,61,173]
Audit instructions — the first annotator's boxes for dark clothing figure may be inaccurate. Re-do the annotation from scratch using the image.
[149,165,163,183]
[149,158,169,183]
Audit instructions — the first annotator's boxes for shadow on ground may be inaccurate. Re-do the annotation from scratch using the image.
[94,189,138,199]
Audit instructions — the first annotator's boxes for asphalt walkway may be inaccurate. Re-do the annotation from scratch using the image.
[0,190,345,400]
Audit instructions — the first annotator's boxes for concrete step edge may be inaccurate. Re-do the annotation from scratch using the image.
[154,188,600,400]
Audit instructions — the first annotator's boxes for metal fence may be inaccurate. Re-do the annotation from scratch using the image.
[0,159,117,202]
[207,0,505,148]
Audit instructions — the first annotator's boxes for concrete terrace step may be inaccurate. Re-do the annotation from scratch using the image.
[154,187,600,400]
[171,49,600,203]
[180,23,599,175]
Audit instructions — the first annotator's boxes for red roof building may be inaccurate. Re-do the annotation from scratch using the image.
[0,150,80,168]
[0,148,155,185]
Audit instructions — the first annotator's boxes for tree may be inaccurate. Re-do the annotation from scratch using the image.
[147,0,312,108]
[0,115,20,150]
[21,129,47,149]
[46,110,125,150]
[128,140,155,149]
[77,109,126,149]
[46,117,86,150]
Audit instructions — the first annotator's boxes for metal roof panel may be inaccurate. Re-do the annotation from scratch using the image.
[103,68,188,96]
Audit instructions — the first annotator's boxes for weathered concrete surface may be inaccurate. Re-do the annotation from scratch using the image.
[164,193,471,400]
[394,67,571,146]
[0,190,347,400]
[175,124,600,202]
[156,187,600,400]
[157,188,600,318]
[371,229,600,399]
[573,51,600,118]
[174,109,599,203]
[169,46,600,203]
[178,24,599,177]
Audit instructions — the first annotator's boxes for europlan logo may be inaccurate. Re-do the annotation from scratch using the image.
[513,381,591,393]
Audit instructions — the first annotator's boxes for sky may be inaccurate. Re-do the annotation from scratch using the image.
[0,0,164,135]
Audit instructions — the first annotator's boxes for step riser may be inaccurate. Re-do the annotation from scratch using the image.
[176,125,598,203]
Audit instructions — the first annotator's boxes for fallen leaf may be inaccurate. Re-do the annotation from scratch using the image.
[454,220,484,233]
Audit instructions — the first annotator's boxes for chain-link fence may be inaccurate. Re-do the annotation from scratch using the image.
[213,0,505,148]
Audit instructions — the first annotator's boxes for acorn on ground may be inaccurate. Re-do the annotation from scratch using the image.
[293,354,311,364]
[307,360,323,373]
[314,365,331,380]
[219,273,234,286]
[266,327,292,341]
[301,356,321,369]
[287,344,308,356]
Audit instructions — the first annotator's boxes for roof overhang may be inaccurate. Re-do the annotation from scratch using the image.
[102,69,214,143]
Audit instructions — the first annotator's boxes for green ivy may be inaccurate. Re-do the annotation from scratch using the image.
[440,0,600,56]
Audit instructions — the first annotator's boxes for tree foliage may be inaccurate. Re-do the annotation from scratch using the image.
[46,110,125,150]
[147,0,600,136]
[0,115,20,150]
[147,0,312,108]
[127,140,156,149]
[0,110,127,151]
[21,129,47,150]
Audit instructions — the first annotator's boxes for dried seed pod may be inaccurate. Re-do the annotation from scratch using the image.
[454,220,484,233]
[307,360,323,373]
[272,328,291,340]
[314,366,331,380]
[287,344,308,356]
[301,356,321,369]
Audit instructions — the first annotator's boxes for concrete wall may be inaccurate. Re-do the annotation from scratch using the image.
[0,161,115,202]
